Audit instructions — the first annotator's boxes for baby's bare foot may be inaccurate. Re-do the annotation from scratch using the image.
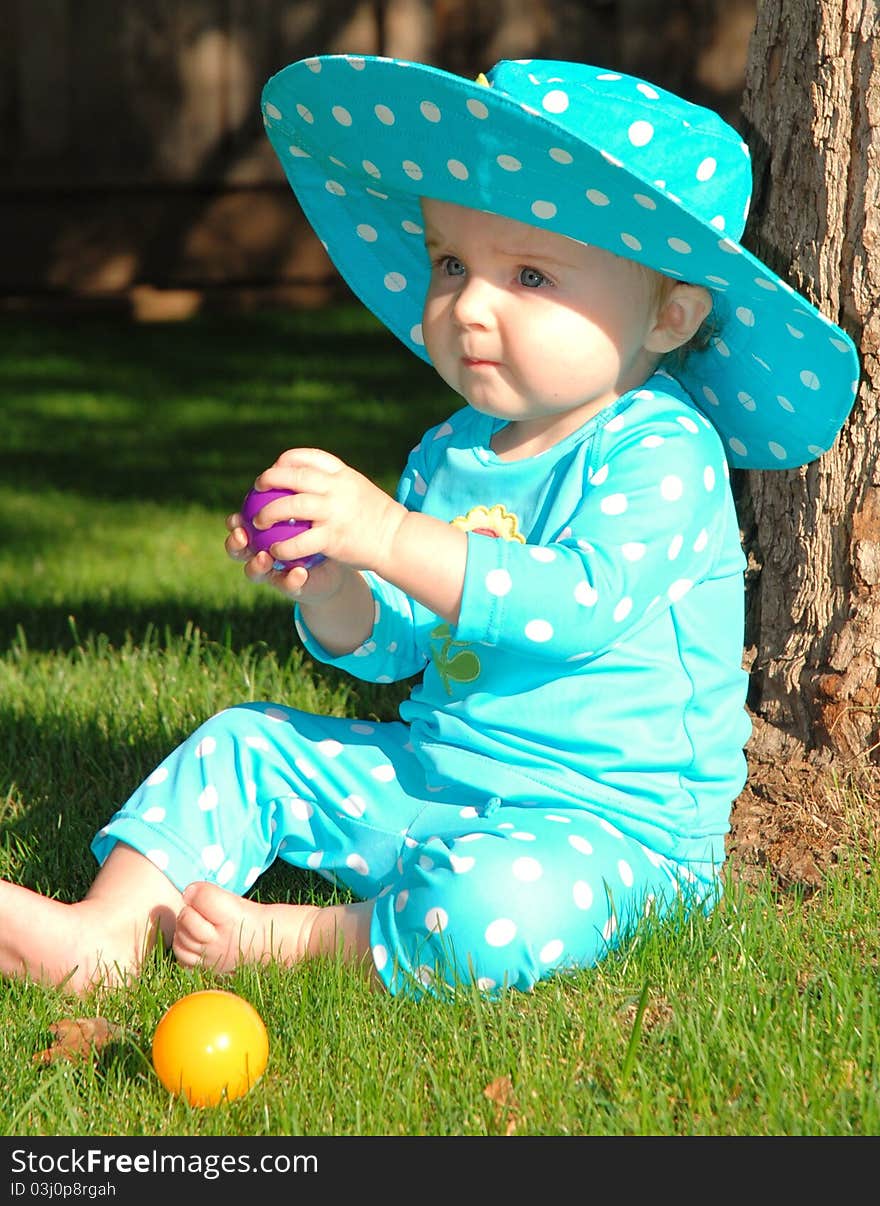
[172,881,320,974]
[0,880,168,995]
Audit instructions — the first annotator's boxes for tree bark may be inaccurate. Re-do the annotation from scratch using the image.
[738,0,879,773]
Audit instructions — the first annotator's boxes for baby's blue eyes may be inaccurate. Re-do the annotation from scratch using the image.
[439,257,548,288]
[518,267,547,288]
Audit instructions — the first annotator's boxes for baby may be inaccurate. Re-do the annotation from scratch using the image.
[0,57,858,997]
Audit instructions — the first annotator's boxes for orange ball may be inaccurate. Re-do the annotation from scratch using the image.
[151,990,269,1107]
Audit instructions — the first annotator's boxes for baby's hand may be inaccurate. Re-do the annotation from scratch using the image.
[254,448,406,575]
[224,509,347,602]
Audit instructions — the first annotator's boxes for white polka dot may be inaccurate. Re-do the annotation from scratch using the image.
[332,105,352,126]
[603,915,617,941]
[693,528,709,552]
[704,466,716,490]
[621,232,643,251]
[542,89,570,113]
[634,193,657,209]
[245,735,269,751]
[317,739,343,758]
[512,856,543,882]
[146,767,169,787]
[800,369,821,390]
[590,463,609,485]
[613,596,633,622]
[395,890,409,912]
[350,722,375,735]
[147,848,170,871]
[420,100,441,122]
[729,438,748,457]
[288,797,313,821]
[402,159,422,180]
[195,736,216,758]
[485,918,517,947]
[702,386,720,407]
[531,200,557,220]
[362,160,381,178]
[325,179,345,197]
[628,120,654,146]
[574,581,598,607]
[372,944,389,972]
[485,568,512,596]
[540,939,564,963]
[668,534,683,559]
[573,880,594,910]
[677,415,699,433]
[600,493,628,515]
[356,224,378,242]
[142,806,165,824]
[375,104,395,124]
[668,578,693,601]
[341,794,367,817]
[736,306,756,327]
[346,853,370,876]
[621,542,646,562]
[202,844,224,871]
[217,859,236,886]
[641,434,664,448]
[370,764,396,783]
[586,188,610,206]
[264,103,282,120]
[636,83,660,99]
[530,546,556,562]
[401,219,422,234]
[511,831,536,841]
[384,272,407,292]
[768,441,787,460]
[525,619,554,643]
[447,159,468,180]
[497,154,522,171]
[295,104,313,124]
[294,756,316,778]
[450,854,475,874]
[668,237,692,255]
[660,475,683,501]
[696,156,717,181]
[777,395,795,412]
[568,834,594,856]
[467,98,489,119]
[197,785,218,811]
[425,907,448,932]
[549,147,573,164]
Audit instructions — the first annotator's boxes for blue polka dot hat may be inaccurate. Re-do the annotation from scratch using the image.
[261,55,860,470]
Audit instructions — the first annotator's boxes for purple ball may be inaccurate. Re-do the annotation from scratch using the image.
[240,487,324,570]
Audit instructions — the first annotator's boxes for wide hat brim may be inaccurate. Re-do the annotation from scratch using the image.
[261,55,859,470]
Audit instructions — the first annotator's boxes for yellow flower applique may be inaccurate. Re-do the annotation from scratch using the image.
[451,504,525,543]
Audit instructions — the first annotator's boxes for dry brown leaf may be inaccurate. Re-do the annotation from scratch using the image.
[32,1016,122,1064]
[484,1075,515,1106]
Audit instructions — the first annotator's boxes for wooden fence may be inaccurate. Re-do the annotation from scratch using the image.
[0,0,756,316]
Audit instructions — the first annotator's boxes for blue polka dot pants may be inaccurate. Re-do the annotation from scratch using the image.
[91,702,714,998]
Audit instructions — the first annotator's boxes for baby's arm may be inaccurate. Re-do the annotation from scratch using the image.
[251,447,468,627]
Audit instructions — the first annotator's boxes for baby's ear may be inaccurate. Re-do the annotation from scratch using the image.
[645,283,713,353]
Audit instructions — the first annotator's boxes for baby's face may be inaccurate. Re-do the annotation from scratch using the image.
[420,198,663,450]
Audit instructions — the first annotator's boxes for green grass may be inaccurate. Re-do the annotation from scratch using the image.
[1,307,878,1139]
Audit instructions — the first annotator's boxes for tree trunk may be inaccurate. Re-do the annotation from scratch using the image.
[738,0,880,779]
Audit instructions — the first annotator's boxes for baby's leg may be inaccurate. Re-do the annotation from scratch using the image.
[0,844,182,994]
[371,805,706,996]
[173,881,378,983]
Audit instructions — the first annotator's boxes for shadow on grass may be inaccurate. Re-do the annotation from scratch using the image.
[0,306,449,513]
